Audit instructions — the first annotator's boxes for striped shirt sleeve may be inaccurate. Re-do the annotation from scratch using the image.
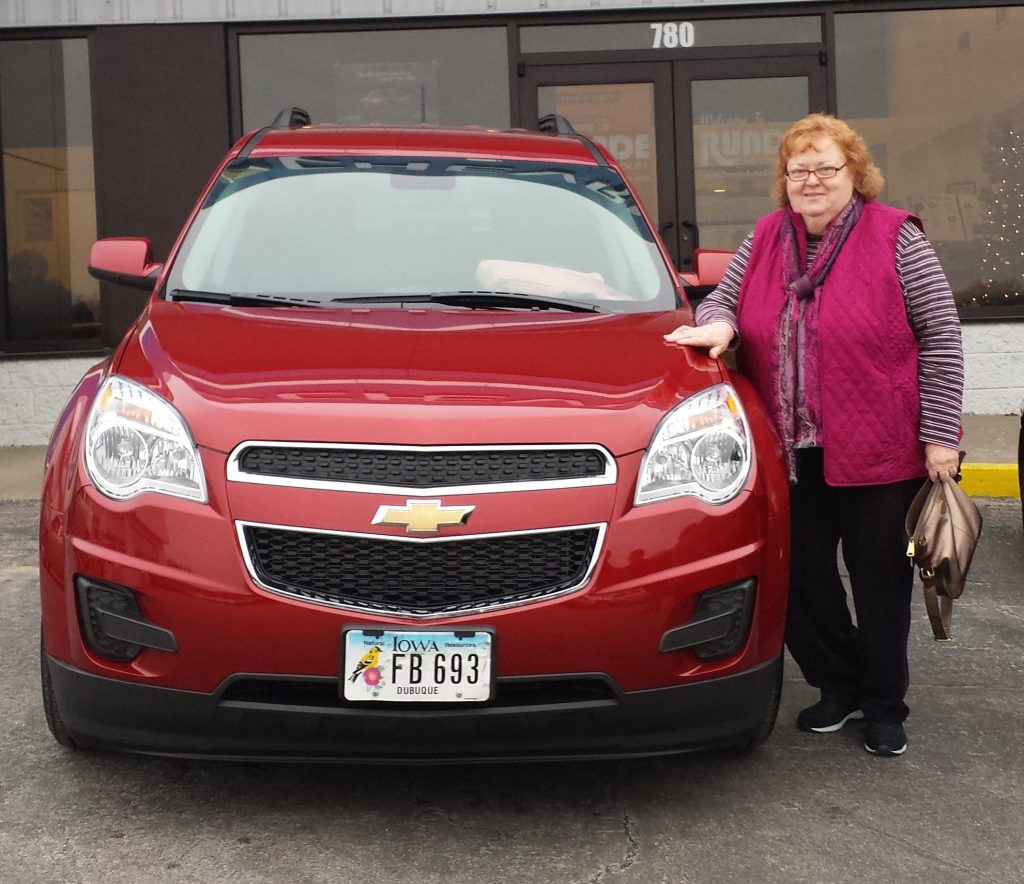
[896,220,964,449]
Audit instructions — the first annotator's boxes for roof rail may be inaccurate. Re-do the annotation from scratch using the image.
[538,113,577,136]
[270,107,312,129]
[538,113,608,168]
[238,107,312,160]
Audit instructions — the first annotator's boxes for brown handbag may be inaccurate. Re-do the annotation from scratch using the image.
[905,460,983,641]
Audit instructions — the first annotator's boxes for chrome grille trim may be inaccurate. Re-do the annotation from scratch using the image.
[235,520,607,620]
[226,442,617,495]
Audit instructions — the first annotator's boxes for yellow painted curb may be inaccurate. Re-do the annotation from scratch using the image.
[960,463,1020,499]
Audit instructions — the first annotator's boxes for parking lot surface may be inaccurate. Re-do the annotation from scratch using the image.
[1,496,1022,884]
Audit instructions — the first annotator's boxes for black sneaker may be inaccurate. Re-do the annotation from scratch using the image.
[864,721,907,756]
[797,698,864,733]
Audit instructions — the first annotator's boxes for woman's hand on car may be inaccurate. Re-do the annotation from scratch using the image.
[663,321,735,359]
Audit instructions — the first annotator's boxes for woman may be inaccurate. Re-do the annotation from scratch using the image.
[666,114,964,757]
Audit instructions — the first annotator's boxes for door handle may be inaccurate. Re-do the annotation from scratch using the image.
[677,221,700,268]
[680,220,699,249]
[658,221,688,268]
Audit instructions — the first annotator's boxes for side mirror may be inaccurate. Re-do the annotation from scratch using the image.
[88,238,163,291]
[692,248,734,287]
[679,249,735,305]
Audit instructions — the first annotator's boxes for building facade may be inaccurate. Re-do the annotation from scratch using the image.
[1,0,1022,445]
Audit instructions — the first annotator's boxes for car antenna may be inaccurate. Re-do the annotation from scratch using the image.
[239,107,313,159]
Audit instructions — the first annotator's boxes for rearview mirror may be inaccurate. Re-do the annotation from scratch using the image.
[88,238,163,291]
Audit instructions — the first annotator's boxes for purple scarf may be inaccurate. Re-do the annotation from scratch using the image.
[776,195,863,479]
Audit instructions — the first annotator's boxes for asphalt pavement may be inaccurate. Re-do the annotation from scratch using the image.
[0,474,1022,881]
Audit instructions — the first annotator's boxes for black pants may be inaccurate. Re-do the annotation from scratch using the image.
[785,448,922,724]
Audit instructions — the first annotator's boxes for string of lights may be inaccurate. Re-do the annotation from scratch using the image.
[975,126,1023,307]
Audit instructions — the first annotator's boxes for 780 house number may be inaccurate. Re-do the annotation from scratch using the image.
[650,22,695,49]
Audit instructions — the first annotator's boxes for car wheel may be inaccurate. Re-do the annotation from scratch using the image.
[40,631,77,749]
[736,655,784,751]
[1017,408,1023,533]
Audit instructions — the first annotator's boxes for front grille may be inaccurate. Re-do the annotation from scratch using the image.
[240,523,601,616]
[232,445,610,490]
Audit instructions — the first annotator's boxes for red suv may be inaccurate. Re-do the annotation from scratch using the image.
[39,112,790,761]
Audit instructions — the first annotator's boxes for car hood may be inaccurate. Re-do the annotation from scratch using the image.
[115,300,721,455]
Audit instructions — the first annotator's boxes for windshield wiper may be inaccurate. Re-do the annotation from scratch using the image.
[329,291,600,313]
[432,291,601,313]
[169,289,325,308]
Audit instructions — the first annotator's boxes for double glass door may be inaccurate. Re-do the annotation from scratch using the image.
[520,57,827,269]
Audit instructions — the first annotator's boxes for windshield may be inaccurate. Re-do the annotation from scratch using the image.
[164,156,679,312]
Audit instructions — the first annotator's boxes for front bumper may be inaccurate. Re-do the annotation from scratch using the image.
[47,654,782,762]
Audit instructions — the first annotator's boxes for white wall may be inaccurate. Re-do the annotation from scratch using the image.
[0,356,98,446]
[962,323,1024,414]
[1,325,1021,447]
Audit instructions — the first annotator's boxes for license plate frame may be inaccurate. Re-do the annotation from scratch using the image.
[341,627,495,703]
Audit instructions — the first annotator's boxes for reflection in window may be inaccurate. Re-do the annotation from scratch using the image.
[837,7,1024,319]
[1,38,99,350]
[691,78,807,250]
[976,120,1024,310]
[239,29,509,132]
[539,83,659,218]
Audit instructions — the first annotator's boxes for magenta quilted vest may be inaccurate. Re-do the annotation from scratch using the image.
[735,201,927,487]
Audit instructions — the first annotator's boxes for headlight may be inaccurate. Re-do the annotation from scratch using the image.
[84,376,207,502]
[635,383,752,505]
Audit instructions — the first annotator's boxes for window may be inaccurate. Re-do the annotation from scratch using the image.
[238,28,510,133]
[837,7,1024,320]
[166,158,676,311]
[1,38,99,352]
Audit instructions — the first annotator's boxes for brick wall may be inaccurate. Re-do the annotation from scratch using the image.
[962,323,1024,414]
[0,357,99,446]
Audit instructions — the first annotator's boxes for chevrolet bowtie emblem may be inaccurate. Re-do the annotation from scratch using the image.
[372,499,476,534]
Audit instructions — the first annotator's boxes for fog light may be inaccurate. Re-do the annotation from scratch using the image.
[658,578,756,661]
[75,576,178,661]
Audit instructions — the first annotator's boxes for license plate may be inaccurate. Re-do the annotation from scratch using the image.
[342,628,493,702]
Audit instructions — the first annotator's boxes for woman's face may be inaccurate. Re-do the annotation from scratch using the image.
[784,136,855,234]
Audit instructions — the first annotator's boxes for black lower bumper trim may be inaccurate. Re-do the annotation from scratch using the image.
[46,655,782,762]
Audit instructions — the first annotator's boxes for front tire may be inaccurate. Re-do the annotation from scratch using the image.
[40,631,77,749]
[737,655,784,751]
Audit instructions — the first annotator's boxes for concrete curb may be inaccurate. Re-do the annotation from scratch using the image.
[960,463,1021,500]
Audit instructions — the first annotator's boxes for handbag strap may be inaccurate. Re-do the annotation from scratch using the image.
[921,574,954,641]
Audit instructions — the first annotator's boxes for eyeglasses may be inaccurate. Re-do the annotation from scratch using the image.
[785,163,847,181]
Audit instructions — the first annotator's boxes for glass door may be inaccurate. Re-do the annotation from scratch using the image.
[520,55,826,270]
[674,57,827,266]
